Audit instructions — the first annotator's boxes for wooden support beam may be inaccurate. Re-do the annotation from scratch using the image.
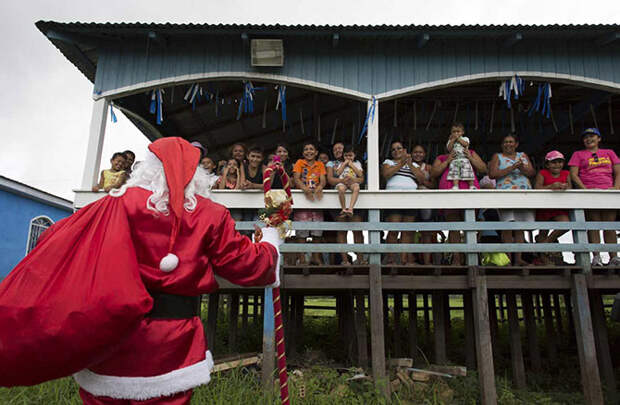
[464,291,476,370]
[571,274,604,405]
[488,292,499,356]
[355,293,369,367]
[473,273,497,405]
[506,293,527,389]
[542,293,558,363]
[261,288,275,389]
[206,293,220,351]
[394,293,403,357]
[424,293,431,339]
[408,293,419,364]
[521,292,542,373]
[369,264,387,388]
[432,292,447,364]
[229,293,239,351]
[552,294,564,335]
[81,98,109,190]
[589,291,618,404]
[242,294,249,330]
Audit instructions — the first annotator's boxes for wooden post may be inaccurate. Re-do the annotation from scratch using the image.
[506,293,526,389]
[521,292,542,372]
[206,293,220,351]
[229,293,239,351]
[473,273,497,405]
[542,293,558,362]
[394,293,403,357]
[242,294,249,330]
[369,264,387,385]
[498,294,506,323]
[366,99,380,191]
[552,294,564,336]
[464,291,476,370]
[571,274,604,405]
[488,292,499,354]
[432,292,447,364]
[564,293,575,342]
[295,295,305,357]
[408,292,419,364]
[534,294,543,321]
[424,294,431,338]
[355,293,368,367]
[590,291,618,404]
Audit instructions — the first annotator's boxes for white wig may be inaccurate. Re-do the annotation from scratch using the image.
[110,150,217,215]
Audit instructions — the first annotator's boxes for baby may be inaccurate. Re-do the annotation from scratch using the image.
[446,123,476,189]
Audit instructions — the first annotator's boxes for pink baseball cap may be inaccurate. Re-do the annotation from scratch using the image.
[545,150,564,161]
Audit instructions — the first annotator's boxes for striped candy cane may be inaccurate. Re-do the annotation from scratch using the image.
[262,157,292,405]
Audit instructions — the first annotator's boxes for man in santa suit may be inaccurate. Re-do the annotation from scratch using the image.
[0,137,283,404]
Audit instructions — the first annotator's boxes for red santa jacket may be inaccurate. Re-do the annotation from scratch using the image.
[0,187,277,399]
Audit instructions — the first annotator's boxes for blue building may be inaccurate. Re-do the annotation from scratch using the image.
[0,176,73,279]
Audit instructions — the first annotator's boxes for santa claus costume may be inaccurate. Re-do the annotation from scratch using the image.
[0,137,283,404]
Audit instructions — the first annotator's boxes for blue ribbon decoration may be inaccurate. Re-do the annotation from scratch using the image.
[528,83,552,118]
[498,75,526,109]
[149,89,164,125]
[357,96,377,144]
[110,104,117,123]
[184,83,214,112]
[275,85,287,124]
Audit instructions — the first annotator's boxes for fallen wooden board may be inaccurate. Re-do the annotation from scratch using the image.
[406,368,453,378]
[428,364,467,377]
[410,370,431,382]
[388,358,413,368]
[213,354,260,372]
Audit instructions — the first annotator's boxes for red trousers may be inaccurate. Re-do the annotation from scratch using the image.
[79,388,193,405]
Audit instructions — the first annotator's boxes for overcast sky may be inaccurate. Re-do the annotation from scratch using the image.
[1,0,619,200]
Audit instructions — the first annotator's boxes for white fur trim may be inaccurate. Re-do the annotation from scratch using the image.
[73,350,214,400]
[260,228,281,288]
[159,253,179,272]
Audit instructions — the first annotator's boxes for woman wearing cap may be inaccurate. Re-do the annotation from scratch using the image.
[535,151,571,246]
[568,128,620,266]
[488,133,536,266]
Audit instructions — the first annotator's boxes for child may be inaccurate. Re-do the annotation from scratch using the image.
[123,150,135,174]
[332,145,364,217]
[535,150,572,245]
[216,159,241,190]
[293,141,327,265]
[318,151,330,166]
[92,152,127,192]
[241,147,265,190]
[200,156,216,174]
[446,123,476,189]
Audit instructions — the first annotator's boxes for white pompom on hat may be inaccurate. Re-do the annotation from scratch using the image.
[148,137,201,271]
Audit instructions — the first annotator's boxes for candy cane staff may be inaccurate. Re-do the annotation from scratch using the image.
[258,157,293,405]
[0,137,284,405]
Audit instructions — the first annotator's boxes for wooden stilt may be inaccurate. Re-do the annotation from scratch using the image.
[443,293,451,347]
[590,291,618,404]
[432,292,447,364]
[535,294,543,321]
[564,293,575,346]
[206,293,220,351]
[295,295,305,357]
[542,293,558,362]
[464,291,476,370]
[229,293,239,351]
[408,292,419,364]
[522,292,542,372]
[553,294,564,336]
[498,293,506,322]
[355,293,368,367]
[369,264,387,384]
[488,292,499,354]
[394,293,403,357]
[473,273,497,405]
[242,294,249,330]
[571,274,604,405]
[424,294,431,339]
[506,293,527,389]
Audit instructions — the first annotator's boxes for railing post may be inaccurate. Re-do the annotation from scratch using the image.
[367,208,386,391]
[570,209,591,273]
[464,209,479,266]
[81,97,109,191]
[366,99,380,192]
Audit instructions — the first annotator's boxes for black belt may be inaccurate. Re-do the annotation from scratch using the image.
[147,292,201,319]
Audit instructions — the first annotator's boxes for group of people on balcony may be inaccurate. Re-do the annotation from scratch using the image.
[95,123,620,267]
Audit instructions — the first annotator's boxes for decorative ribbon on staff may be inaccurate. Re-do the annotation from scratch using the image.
[275,85,287,124]
[109,103,118,123]
[237,81,263,120]
[358,96,377,144]
[149,89,165,125]
[184,83,213,111]
[528,82,552,119]
[261,156,292,405]
[498,75,525,109]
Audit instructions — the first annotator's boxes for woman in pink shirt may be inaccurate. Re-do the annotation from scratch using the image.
[568,127,620,266]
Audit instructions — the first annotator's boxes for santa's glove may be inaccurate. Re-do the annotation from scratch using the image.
[260,227,283,288]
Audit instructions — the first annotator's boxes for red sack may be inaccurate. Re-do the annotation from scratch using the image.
[0,196,153,386]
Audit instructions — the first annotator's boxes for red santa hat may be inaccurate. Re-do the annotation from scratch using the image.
[148,137,200,271]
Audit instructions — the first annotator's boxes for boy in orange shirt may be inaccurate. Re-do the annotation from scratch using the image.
[293,141,326,265]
